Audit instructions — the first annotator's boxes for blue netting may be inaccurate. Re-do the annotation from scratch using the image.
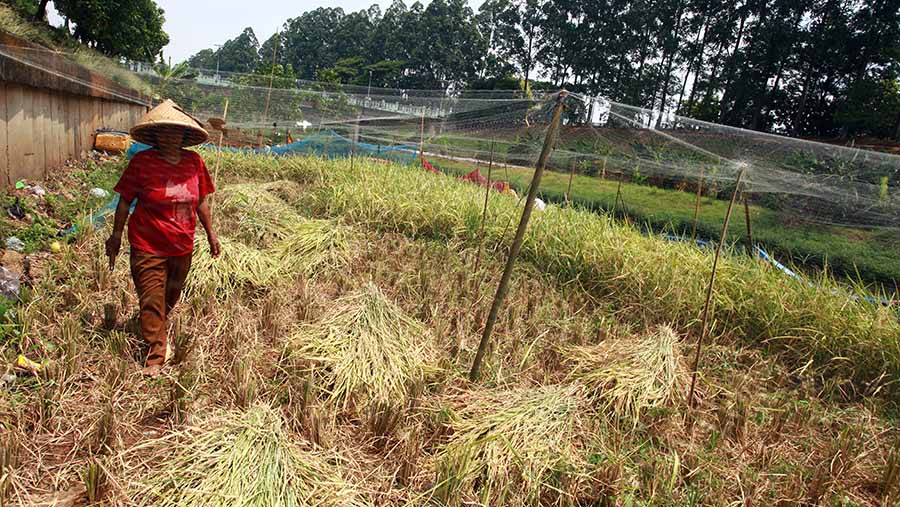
[126,130,420,163]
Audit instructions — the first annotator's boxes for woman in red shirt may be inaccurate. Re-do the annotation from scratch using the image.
[106,100,221,376]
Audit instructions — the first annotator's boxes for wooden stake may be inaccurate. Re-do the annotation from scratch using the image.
[601,156,607,180]
[691,167,705,241]
[258,31,279,149]
[613,177,623,215]
[210,98,229,207]
[565,157,576,206]
[687,164,747,411]
[474,140,496,272]
[743,192,754,257]
[418,110,426,162]
[469,91,568,381]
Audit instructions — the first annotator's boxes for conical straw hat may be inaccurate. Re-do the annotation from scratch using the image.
[130,99,209,147]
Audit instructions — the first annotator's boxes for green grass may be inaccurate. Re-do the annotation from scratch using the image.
[430,156,900,290]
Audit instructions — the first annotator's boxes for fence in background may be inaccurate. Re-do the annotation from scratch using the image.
[0,31,149,185]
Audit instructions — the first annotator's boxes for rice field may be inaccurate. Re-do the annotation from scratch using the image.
[0,151,898,506]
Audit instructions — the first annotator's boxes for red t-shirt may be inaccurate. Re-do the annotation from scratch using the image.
[114,149,214,257]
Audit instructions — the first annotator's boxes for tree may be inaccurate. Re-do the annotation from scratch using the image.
[187,49,217,70]
[55,0,169,60]
[215,27,261,73]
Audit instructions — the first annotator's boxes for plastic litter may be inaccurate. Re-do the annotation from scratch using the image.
[5,237,24,253]
[0,266,20,299]
[29,184,46,197]
[90,188,110,199]
[534,198,547,211]
[14,181,25,190]
[1,372,15,385]
[7,197,25,220]
[15,354,42,375]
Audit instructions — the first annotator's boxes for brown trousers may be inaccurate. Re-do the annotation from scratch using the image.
[130,249,193,366]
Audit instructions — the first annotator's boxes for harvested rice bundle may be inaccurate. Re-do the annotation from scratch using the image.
[188,236,277,293]
[130,404,368,507]
[257,179,306,208]
[218,182,305,248]
[432,384,594,506]
[286,283,439,414]
[271,219,354,276]
[565,325,687,424]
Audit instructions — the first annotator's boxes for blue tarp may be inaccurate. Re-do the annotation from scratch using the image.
[126,130,420,164]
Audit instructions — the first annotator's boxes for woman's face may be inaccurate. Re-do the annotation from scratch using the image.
[157,127,184,150]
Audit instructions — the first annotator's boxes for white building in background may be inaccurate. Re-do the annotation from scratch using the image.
[195,72,231,87]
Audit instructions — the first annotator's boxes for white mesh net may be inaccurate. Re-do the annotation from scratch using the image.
[2,44,898,291]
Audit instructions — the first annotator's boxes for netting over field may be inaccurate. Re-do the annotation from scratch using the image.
[3,44,899,289]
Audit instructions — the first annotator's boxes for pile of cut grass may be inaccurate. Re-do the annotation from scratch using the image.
[127,404,367,507]
[285,283,439,415]
[565,325,686,425]
[189,236,276,293]
[432,384,595,506]
[190,181,353,294]
[272,219,354,276]
[217,182,306,248]
[293,156,900,406]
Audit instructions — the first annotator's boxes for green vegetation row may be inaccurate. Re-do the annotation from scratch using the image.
[213,150,900,407]
[432,156,900,289]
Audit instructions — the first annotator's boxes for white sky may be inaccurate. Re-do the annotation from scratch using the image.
[47,0,485,65]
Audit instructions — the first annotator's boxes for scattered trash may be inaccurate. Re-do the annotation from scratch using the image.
[14,180,25,190]
[50,241,63,253]
[534,198,547,211]
[7,197,25,220]
[1,372,15,385]
[5,236,25,253]
[90,188,110,199]
[28,184,46,197]
[15,354,42,375]
[0,266,21,299]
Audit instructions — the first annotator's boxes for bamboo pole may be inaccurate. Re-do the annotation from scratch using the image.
[565,157,576,206]
[474,140,496,273]
[469,91,568,381]
[258,31,279,149]
[690,167,705,241]
[613,177,623,215]
[418,110,426,163]
[210,98,229,207]
[743,192,754,257]
[687,164,748,410]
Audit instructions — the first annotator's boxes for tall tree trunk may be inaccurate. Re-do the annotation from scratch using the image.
[612,52,627,101]
[33,0,50,21]
[718,3,748,123]
[677,15,709,115]
[656,1,685,127]
[790,66,815,136]
[633,33,650,105]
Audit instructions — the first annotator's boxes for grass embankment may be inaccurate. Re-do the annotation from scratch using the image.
[431,156,900,289]
[211,152,900,405]
[2,152,898,506]
[0,3,151,94]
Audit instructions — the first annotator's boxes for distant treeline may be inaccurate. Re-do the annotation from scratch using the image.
[187,0,900,140]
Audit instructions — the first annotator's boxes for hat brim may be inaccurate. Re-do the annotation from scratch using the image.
[130,121,209,148]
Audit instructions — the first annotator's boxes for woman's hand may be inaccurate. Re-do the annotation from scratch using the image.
[105,233,122,270]
[207,232,221,258]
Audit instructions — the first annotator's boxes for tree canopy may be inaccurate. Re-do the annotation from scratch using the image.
[187,0,900,139]
[54,0,169,61]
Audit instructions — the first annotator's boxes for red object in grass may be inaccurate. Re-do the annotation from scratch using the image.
[422,158,440,174]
